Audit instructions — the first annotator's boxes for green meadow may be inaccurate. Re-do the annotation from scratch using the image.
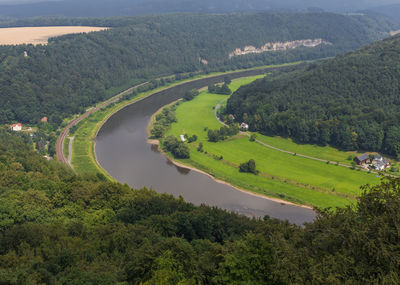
[165,76,380,208]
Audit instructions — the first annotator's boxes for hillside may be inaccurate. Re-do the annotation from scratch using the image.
[227,34,400,156]
[0,12,396,124]
[1,129,400,283]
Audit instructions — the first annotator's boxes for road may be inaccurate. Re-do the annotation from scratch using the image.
[56,82,148,165]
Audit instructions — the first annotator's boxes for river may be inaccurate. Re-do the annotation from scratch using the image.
[95,68,317,225]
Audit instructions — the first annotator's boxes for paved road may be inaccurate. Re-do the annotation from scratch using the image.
[56,82,148,165]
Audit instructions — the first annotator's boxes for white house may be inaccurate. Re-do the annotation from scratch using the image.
[180,135,186,142]
[240,122,249,130]
[375,158,390,171]
[10,123,22,131]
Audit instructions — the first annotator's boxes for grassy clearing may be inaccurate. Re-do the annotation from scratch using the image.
[70,64,298,177]
[164,77,380,208]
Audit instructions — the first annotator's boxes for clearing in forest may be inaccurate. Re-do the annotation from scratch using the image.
[0,26,108,45]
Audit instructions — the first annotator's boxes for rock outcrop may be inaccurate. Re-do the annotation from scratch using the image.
[229,39,332,58]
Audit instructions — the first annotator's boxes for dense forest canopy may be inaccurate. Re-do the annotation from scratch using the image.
[227,34,400,156]
[0,12,396,124]
[0,129,399,283]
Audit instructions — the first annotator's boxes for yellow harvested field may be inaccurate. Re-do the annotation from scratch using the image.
[0,26,108,45]
[390,30,400,36]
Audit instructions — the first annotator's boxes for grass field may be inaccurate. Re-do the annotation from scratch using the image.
[0,26,108,45]
[164,76,381,208]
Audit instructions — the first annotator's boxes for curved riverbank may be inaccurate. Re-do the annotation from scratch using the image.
[148,139,313,210]
[59,63,302,176]
[94,66,316,224]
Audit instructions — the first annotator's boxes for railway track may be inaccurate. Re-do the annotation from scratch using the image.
[56,82,148,166]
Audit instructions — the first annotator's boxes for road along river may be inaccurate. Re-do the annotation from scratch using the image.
[95,68,316,225]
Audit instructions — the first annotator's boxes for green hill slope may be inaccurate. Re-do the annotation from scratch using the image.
[0,12,396,124]
[227,34,400,156]
[1,128,400,283]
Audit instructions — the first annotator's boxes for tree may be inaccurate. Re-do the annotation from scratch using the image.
[239,159,258,174]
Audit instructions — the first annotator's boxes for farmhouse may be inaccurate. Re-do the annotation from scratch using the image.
[374,158,390,171]
[240,122,249,130]
[10,123,22,131]
[41,116,48,123]
[354,154,369,165]
[180,135,186,142]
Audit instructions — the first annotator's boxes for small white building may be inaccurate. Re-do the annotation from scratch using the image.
[180,135,186,142]
[240,122,249,130]
[10,123,22,131]
[24,51,28,58]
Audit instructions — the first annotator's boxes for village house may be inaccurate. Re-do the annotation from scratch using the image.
[355,153,391,171]
[354,154,369,165]
[180,135,186,142]
[10,123,22,131]
[240,122,249,130]
[228,114,235,120]
[41,116,48,123]
[374,158,391,171]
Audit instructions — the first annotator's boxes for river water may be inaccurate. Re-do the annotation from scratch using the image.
[95,69,317,225]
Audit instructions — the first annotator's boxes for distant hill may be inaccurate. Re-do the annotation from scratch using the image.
[1,0,400,18]
[227,34,400,156]
[366,3,400,22]
[0,12,396,124]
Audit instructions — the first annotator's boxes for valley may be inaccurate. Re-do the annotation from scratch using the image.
[153,77,380,209]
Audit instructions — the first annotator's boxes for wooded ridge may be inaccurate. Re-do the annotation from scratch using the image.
[0,12,396,125]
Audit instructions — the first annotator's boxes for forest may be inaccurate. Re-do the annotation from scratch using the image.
[227,34,400,157]
[0,12,396,125]
[0,127,399,283]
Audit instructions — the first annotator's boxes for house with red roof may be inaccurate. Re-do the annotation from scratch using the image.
[10,123,22,131]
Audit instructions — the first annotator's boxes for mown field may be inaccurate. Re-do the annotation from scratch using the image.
[0,26,108,45]
[165,76,381,208]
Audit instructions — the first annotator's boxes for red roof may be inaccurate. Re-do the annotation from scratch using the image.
[41,117,48,122]
[11,123,22,127]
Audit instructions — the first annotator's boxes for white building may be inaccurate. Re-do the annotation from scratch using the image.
[180,135,186,142]
[10,123,22,131]
[240,122,249,130]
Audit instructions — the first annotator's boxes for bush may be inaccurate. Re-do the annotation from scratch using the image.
[183,89,199,101]
[163,135,190,159]
[188,134,198,143]
[239,159,258,174]
[208,83,231,95]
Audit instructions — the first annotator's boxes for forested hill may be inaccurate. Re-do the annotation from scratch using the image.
[227,34,400,156]
[0,13,396,124]
[1,128,400,283]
